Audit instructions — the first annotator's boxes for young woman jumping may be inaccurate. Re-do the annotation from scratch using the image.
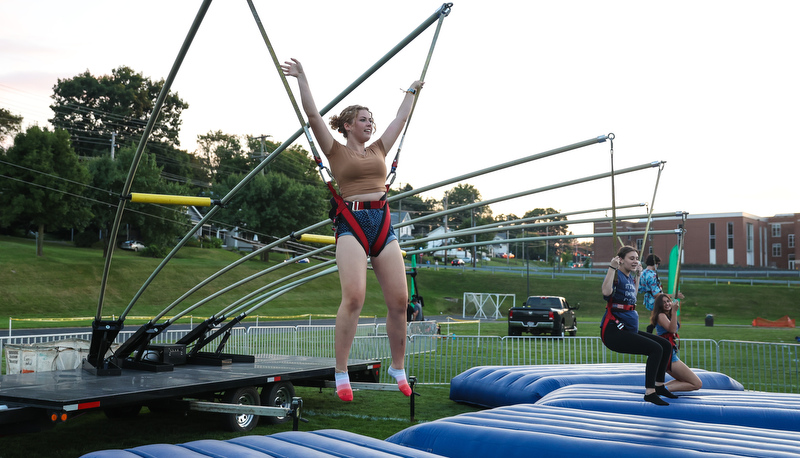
[283,57,422,401]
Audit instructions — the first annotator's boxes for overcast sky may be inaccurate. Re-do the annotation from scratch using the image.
[2,0,798,237]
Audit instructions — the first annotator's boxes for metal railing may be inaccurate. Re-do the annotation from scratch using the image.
[3,326,798,393]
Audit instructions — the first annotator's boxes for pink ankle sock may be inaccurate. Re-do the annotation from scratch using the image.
[335,371,353,401]
[388,366,412,396]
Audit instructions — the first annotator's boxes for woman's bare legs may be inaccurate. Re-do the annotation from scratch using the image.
[333,236,368,400]
[372,240,410,394]
[333,236,410,399]
[666,360,703,392]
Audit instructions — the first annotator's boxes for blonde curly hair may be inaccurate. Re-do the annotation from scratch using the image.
[329,105,375,138]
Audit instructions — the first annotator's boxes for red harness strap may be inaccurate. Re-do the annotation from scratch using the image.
[327,182,392,257]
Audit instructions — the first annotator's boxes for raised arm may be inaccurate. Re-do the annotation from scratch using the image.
[282,58,334,154]
[657,302,681,333]
[378,80,424,150]
[601,257,620,296]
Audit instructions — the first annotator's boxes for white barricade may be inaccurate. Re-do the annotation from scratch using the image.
[462,292,514,319]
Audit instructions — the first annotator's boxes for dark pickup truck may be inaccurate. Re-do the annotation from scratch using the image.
[507,296,579,337]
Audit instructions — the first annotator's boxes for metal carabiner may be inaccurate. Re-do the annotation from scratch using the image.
[439,3,454,17]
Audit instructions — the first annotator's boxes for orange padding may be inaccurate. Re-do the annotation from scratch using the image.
[751,316,796,328]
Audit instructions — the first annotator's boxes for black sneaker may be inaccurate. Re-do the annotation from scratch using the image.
[644,393,669,406]
[656,385,678,399]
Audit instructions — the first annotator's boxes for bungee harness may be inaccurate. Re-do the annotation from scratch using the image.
[326,181,393,257]
[600,270,635,342]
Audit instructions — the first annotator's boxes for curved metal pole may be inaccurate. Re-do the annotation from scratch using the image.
[389,135,610,203]
[241,266,340,316]
[95,0,213,320]
[639,161,666,258]
[413,203,646,232]
[167,250,336,323]
[388,4,451,185]
[407,161,662,226]
[408,212,682,247]
[403,230,681,257]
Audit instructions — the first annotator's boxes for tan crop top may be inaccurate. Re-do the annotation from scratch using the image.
[326,139,387,199]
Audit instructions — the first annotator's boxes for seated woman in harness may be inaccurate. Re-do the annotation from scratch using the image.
[601,246,676,406]
[283,57,423,401]
[649,293,702,392]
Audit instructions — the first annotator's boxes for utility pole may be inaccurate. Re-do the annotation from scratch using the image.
[110,131,118,159]
[471,193,476,267]
[250,134,271,176]
[442,191,448,264]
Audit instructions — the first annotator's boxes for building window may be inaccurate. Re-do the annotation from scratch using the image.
[727,222,734,249]
[747,223,754,252]
[709,223,716,249]
[772,224,781,237]
[636,238,643,252]
[772,244,781,257]
[789,234,795,249]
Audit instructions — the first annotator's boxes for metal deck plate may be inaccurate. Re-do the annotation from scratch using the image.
[0,355,375,410]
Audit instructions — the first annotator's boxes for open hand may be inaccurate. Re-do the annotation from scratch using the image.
[281,58,303,78]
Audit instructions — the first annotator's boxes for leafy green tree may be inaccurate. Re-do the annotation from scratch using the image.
[0,126,92,256]
[388,183,439,236]
[151,141,210,189]
[197,131,252,180]
[444,184,490,228]
[388,183,434,214]
[0,107,23,151]
[522,208,569,262]
[212,172,328,239]
[49,66,188,158]
[247,137,322,184]
[81,145,193,255]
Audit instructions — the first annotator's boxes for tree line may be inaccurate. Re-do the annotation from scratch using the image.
[0,66,571,260]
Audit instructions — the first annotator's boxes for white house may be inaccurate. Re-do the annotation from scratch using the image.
[489,232,510,257]
[391,211,414,243]
[425,226,471,259]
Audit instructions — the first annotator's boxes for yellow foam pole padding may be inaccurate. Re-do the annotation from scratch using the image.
[297,234,336,244]
[129,193,213,207]
[295,233,405,255]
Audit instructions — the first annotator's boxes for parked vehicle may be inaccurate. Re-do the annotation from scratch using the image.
[508,295,579,337]
[499,253,515,259]
[451,258,465,266]
[120,240,145,252]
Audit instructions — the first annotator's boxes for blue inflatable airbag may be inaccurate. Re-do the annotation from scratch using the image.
[449,364,742,408]
[537,384,800,432]
[387,404,800,458]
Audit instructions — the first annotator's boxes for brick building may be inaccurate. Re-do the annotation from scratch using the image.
[593,212,798,269]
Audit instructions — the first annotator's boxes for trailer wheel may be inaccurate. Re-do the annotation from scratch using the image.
[221,386,260,432]
[261,382,295,425]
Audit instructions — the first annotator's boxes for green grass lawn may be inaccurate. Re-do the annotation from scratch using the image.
[2,235,798,332]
